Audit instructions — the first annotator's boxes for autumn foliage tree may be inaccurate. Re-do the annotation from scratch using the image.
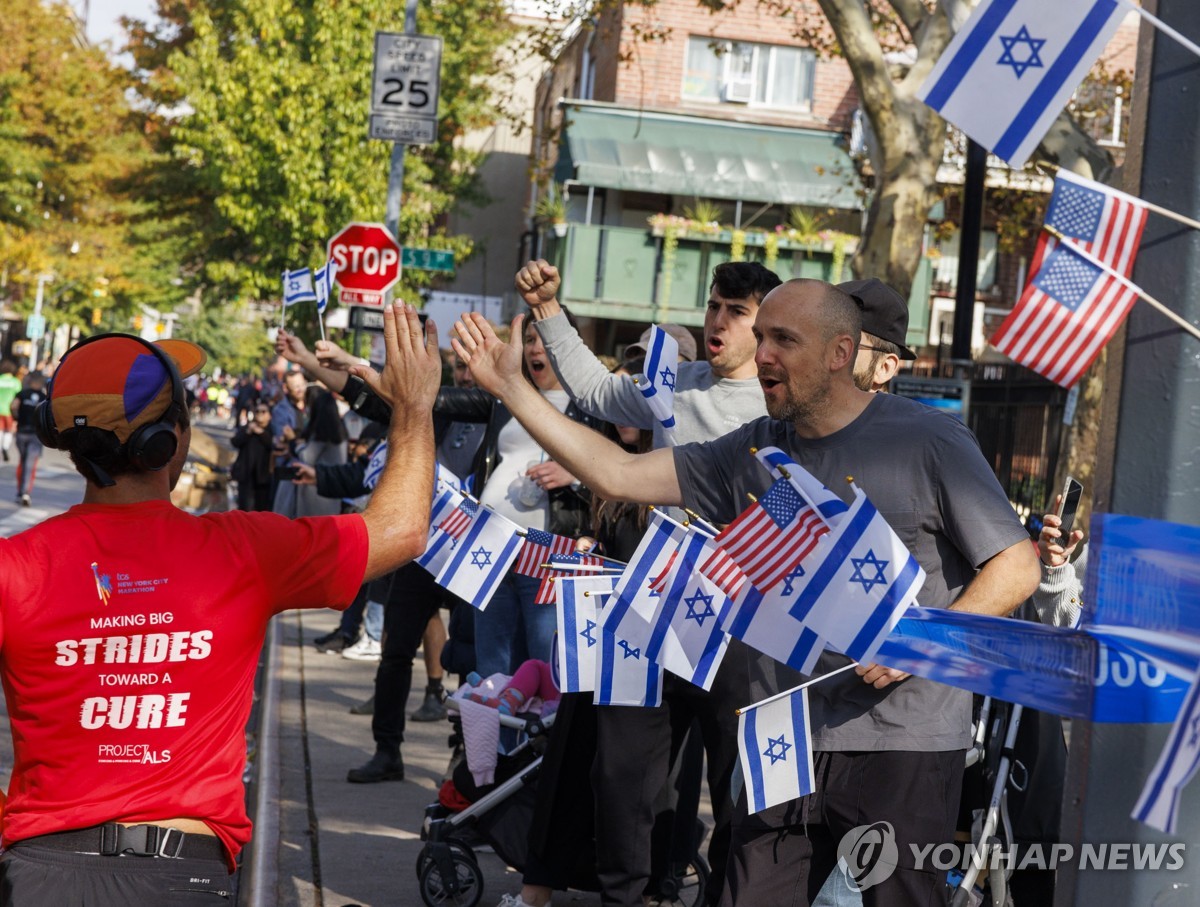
[0,0,184,332]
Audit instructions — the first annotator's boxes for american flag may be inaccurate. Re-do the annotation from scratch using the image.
[531,550,617,605]
[647,546,681,595]
[1031,171,1148,279]
[989,239,1141,388]
[514,528,577,580]
[697,544,748,600]
[714,480,829,592]
[438,499,478,539]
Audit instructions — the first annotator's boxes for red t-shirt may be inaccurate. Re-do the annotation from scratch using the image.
[0,501,368,866]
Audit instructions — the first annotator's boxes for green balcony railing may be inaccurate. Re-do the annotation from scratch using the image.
[548,224,852,327]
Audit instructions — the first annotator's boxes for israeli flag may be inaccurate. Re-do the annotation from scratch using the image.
[602,511,690,655]
[416,486,466,575]
[718,580,827,676]
[362,440,388,491]
[1133,673,1200,834]
[595,614,664,708]
[917,0,1124,167]
[644,533,730,691]
[739,687,815,814]
[313,259,338,314]
[433,506,524,609]
[555,574,616,694]
[436,462,462,494]
[638,326,680,444]
[282,268,317,306]
[782,487,924,663]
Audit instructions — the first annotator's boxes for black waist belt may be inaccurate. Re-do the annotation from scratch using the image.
[15,824,226,861]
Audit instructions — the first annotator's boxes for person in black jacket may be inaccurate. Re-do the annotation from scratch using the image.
[230,403,275,511]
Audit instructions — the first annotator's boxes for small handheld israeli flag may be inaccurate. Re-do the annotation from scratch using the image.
[434,505,524,610]
[362,440,388,491]
[313,259,338,315]
[643,533,730,691]
[555,574,616,694]
[738,687,815,814]
[778,486,924,664]
[416,487,467,575]
[1133,673,1200,834]
[595,614,664,708]
[282,268,317,306]
[638,326,680,444]
[602,510,689,655]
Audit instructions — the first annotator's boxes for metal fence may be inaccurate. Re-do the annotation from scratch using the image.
[904,362,1068,521]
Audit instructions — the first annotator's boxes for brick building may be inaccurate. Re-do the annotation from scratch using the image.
[524,2,1142,359]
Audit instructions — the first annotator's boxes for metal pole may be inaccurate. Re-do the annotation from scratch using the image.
[360,0,419,361]
[950,139,987,364]
[1059,2,1200,903]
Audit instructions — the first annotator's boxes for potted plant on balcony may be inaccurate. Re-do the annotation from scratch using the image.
[535,185,568,237]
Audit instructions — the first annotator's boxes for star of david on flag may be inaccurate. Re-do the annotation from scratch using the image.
[313,259,339,314]
[779,487,925,664]
[642,533,731,691]
[595,619,663,708]
[432,504,523,610]
[917,0,1125,166]
[989,237,1142,387]
[555,574,616,694]
[362,440,388,491]
[282,267,317,306]
[738,687,815,814]
[713,478,829,593]
[637,325,680,443]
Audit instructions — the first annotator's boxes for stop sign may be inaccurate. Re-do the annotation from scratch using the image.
[327,222,401,306]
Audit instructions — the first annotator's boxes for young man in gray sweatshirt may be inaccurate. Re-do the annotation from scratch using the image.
[514,258,780,906]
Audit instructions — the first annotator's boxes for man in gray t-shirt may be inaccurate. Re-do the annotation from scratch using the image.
[451,277,1039,907]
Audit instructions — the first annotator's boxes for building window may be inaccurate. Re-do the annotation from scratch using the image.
[682,37,816,110]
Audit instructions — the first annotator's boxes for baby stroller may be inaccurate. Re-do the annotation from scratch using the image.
[415,699,710,907]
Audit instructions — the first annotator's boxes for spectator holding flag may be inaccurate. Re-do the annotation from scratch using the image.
[512,258,777,905]
[0,305,442,904]
[451,277,1040,907]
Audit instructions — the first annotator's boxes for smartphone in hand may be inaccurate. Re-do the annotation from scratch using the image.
[276,465,301,481]
[1055,476,1084,537]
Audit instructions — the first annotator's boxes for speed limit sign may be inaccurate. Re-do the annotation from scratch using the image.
[370,32,442,145]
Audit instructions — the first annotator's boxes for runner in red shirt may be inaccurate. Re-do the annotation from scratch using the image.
[0,304,441,905]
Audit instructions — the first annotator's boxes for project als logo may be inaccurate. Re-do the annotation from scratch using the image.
[90,561,114,606]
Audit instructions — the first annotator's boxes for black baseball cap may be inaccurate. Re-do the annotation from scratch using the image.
[838,278,918,360]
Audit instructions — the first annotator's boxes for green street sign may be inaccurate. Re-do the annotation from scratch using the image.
[401,247,455,272]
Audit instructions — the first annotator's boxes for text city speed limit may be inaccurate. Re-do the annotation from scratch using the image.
[371,33,442,118]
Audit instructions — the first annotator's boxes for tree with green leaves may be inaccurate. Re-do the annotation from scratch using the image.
[124,0,517,344]
[0,0,183,333]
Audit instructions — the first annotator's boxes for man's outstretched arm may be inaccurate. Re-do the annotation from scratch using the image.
[447,312,682,506]
[358,305,443,581]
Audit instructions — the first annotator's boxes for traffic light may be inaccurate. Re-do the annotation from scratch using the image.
[92,276,110,298]
[132,315,144,331]
[91,308,102,326]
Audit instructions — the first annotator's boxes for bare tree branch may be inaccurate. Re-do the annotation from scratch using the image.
[898,4,951,95]
[817,0,895,126]
[886,0,931,39]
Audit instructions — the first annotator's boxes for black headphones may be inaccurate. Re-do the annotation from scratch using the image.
[35,332,186,474]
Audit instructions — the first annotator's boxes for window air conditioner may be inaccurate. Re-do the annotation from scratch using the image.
[722,79,754,103]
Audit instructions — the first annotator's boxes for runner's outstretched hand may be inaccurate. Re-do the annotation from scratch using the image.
[352,303,441,412]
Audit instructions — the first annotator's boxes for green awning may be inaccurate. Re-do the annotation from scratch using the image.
[556,102,863,210]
